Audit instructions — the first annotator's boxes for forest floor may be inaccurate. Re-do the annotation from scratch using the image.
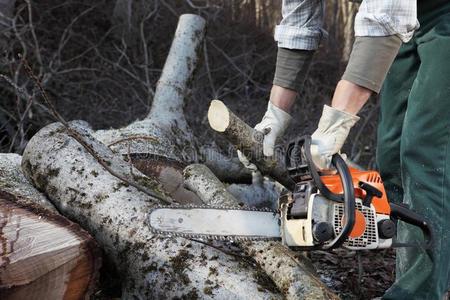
[312,249,395,299]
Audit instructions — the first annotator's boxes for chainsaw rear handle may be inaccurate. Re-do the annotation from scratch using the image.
[285,135,356,249]
[390,203,434,249]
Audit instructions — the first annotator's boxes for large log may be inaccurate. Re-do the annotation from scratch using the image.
[208,99,295,190]
[0,153,56,212]
[183,164,338,300]
[0,154,100,299]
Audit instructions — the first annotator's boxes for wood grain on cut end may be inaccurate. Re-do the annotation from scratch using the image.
[0,193,100,300]
[208,99,230,132]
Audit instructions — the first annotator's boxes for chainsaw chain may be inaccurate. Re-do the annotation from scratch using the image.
[148,204,280,242]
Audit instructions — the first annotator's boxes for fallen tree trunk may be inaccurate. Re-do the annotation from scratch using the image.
[22,122,283,299]
[0,154,100,300]
[183,164,338,300]
[208,100,295,190]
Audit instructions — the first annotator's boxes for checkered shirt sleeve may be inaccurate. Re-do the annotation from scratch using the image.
[274,0,419,49]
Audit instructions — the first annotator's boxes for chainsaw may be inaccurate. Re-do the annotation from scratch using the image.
[149,135,433,251]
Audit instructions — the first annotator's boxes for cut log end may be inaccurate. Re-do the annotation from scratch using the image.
[208,99,230,132]
[0,191,101,300]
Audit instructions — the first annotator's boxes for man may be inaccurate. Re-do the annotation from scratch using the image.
[240,0,450,298]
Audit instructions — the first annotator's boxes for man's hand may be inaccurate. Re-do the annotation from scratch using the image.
[311,105,360,169]
[237,86,293,171]
[254,101,292,157]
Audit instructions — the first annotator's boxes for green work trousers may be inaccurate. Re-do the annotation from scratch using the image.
[377,6,450,300]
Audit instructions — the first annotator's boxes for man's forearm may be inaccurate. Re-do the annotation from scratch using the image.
[269,47,314,113]
[270,85,297,113]
[331,80,372,115]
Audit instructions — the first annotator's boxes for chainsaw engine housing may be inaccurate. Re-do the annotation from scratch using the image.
[280,170,394,250]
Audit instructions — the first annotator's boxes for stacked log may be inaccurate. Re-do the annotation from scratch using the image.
[0,154,101,299]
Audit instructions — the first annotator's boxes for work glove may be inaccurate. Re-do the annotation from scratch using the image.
[237,101,291,170]
[311,105,360,170]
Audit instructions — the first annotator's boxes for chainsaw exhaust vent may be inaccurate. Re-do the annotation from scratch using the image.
[333,200,378,250]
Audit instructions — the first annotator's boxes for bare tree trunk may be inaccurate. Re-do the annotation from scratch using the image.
[0,154,56,212]
[0,0,15,50]
[94,14,208,204]
[95,14,205,161]
[341,2,357,62]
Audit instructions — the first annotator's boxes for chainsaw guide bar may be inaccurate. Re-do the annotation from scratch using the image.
[148,205,281,242]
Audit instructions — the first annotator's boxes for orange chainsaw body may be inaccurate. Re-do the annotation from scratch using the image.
[321,169,391,238]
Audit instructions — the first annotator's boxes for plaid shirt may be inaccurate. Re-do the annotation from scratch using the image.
[275,0,419,50]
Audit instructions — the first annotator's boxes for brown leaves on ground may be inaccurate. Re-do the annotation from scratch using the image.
[311,249,395,299]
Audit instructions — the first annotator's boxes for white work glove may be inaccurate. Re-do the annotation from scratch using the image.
[237,101,291,171]
[311,105,360,170]
[253,102,293,157]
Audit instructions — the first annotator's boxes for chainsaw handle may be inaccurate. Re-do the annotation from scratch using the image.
[390,203,434,249]
[285,135,356,249]
[322,154,356,249]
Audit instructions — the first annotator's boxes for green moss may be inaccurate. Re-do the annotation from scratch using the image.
[179,288,198,300]
[254,269,279,294]
[47,167,60,179]
[141,261,158,273]
[203,286,213,295]
[200,252,207,261]
[90,170,99,177]
[47,185,57,195]
[94,193,109,203]
[35,173,49,190]
[208,266,218,276]
[170,249,194,286]
[141,251,150,262]
[170,249,192,271]
[113,182,130,192]
[78,202,92,210]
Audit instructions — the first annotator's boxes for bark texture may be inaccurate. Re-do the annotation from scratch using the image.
[0,154,55,212]
[200,144,252,183]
